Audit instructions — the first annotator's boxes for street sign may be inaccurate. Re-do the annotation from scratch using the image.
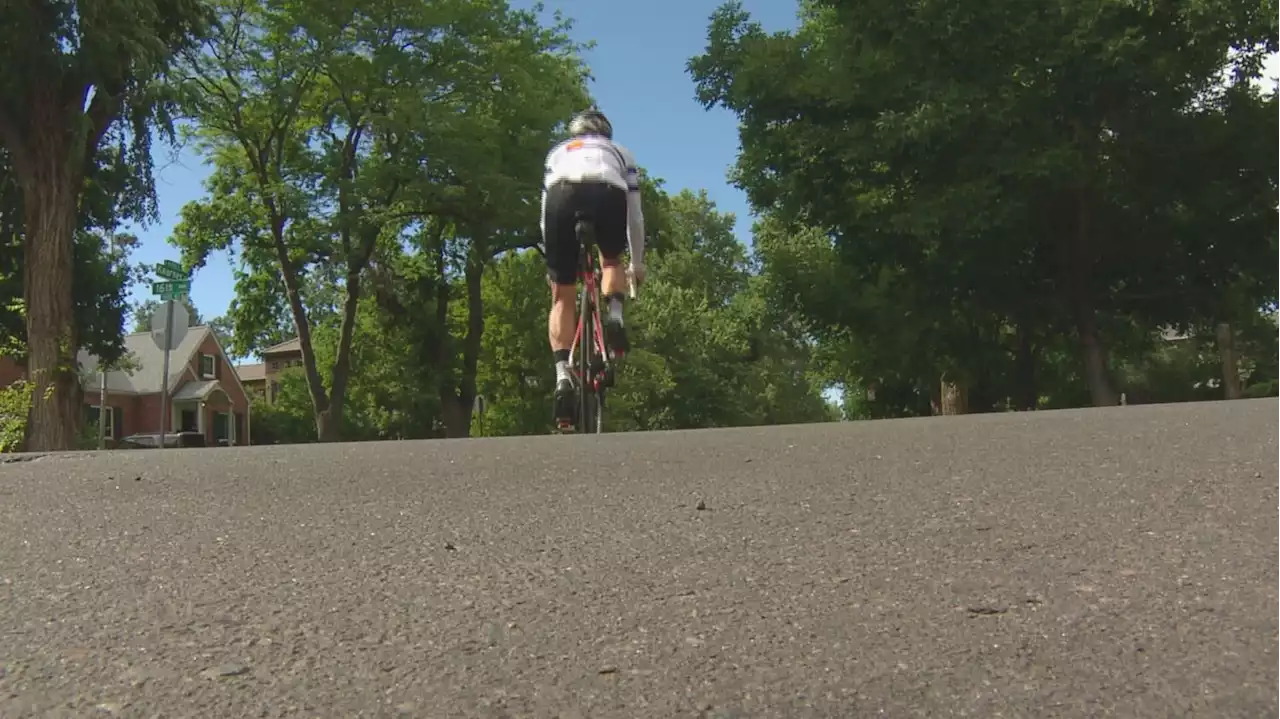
[151,280,191,297]
[150,300,190,352]
[155,260,188,281]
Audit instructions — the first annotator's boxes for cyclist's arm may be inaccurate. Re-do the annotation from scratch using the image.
[539,149,556,241]
[539,185,548,239]
[619,146,645,263]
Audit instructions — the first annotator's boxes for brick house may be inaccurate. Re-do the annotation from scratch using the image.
[0,325,252,446]
[235,337,303,404]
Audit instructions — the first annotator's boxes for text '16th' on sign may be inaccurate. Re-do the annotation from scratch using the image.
[151,280,191,300]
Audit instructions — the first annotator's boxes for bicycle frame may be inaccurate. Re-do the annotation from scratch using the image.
[561,219,614,434]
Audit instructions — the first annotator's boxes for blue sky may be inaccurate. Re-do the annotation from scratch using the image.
[121,0,802,356]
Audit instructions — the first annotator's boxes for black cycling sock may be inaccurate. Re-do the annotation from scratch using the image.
[553,349,570,364]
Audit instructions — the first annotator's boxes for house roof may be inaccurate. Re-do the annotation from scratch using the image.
[261,337,301,355]
[171,380,228,402]
[236,362,266,382]
[79,326,250,403]
[80,326,215,394]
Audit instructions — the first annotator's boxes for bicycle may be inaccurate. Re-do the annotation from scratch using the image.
[558,216,636,435]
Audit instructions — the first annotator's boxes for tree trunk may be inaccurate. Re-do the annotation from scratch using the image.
[459,258,485,431]
[267,212,333,441]
[18,141,81,451]
[315,270,366,443]
[438,255,485,439]
[1013,324,1038,411]
[1060,190,1118,407]
[1215,322,1242,400]
[1072,310,1117,406]
[433,238,462,438]
[934,374,968,415]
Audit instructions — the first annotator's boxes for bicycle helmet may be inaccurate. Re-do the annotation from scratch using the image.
[568,106,613,139]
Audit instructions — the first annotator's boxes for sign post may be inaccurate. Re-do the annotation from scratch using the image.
[150,261,192,449]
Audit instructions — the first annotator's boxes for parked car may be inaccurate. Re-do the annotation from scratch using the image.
[115,432,207,449]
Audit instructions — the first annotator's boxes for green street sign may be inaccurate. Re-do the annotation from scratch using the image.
[158,291,188,302]
[152,280,192,297]
[155,260,188,281]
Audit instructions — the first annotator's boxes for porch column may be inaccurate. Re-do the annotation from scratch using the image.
[198,401,205,437]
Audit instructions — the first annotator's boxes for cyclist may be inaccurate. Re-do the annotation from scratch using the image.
[540,106,647,424]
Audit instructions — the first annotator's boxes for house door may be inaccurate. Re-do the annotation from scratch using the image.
[212,412,230,444]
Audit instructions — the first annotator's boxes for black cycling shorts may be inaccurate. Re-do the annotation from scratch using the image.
[543,180,627,286]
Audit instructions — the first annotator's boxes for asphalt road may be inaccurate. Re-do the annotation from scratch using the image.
[1,399,1276,718]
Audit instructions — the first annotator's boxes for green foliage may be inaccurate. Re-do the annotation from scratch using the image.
[171,0,592,440]
[0,378,30,453]
[688,0,1278,413]
[1,148,146,367]
[244,181,840,442]
[473,249,555,436]
[248,371,319,445]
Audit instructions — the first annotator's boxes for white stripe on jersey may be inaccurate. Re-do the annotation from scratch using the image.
[543,135,640,193]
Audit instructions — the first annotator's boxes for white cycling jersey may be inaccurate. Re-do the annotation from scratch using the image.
[542,135,645,264]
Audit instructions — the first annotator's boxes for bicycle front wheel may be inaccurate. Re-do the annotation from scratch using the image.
[578,282,600,434]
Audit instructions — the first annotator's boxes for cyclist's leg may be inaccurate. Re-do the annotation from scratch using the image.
[543,181,581,419]
[590,182,631,354]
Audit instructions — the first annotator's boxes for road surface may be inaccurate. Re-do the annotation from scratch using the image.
[1,399,1276,718]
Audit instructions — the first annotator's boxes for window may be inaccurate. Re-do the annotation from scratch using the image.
[269,381,281,403]
[199,353,216,378]
[87,405,118,439]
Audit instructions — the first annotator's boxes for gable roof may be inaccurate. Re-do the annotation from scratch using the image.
[79,326,209,394]
[261,337,301,355]
[171,379,230,402]
[79,325,249,402]
[236,362,266,382]
[203,326,250,404]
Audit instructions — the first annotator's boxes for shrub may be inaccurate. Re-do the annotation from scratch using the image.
[0,378,31,453]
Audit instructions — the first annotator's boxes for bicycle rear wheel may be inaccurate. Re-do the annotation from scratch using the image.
[575,220,604,435]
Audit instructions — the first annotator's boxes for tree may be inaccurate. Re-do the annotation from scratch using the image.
[0,0,209,450]
[689,0,1277,410]
[607,190,833,430]
[172,0,590,441]
[473,248,559,436]
[0,219,142,367]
